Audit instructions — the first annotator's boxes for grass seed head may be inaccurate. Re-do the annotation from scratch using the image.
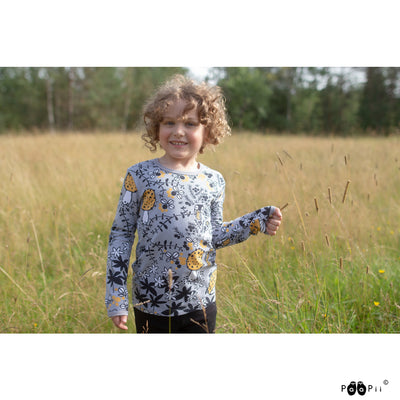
[342,180,351,203]
[325,234,330,247]
[168,268,173,290]
[314,197,319,213]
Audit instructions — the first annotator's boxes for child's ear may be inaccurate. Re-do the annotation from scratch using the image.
[199,128,210,154]
[204,127,210,143]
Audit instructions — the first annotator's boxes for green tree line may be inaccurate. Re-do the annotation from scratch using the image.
[216,67,400,135]
[0,67,399,135]
[0,67,186,133]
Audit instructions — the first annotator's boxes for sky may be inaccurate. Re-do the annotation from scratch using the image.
[188,66,368,90]
[187,67,211,81]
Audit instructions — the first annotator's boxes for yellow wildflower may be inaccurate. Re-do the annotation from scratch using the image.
[374,301,380,307]
[379,269,385,274]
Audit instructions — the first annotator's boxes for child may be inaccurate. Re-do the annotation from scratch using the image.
[105,74,282,333]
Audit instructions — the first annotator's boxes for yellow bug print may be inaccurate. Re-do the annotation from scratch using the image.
[142,189,156,224]
[186,249,204,271]
[186,249,205,280]
[123,172,137,204]
[250,219,261,235]
[208,270,217,294]
[250,218,266,235]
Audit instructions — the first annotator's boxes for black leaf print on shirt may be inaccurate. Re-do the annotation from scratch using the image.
[161,301,185,316]
[134,287,149,305]
[107,269,125,287]
[175,286,193,302]
[112,255,129,272]
[140,278,158,297]
[149,293,167,308]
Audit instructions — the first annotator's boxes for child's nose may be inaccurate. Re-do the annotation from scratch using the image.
[175,123,185,136]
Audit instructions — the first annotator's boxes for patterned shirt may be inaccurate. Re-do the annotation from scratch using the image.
[105,158,275,317]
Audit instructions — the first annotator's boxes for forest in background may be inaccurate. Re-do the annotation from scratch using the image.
[0,67,399,135]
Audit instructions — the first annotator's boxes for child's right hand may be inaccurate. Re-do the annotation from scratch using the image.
[111,315,128,330]
[266,207,282,236]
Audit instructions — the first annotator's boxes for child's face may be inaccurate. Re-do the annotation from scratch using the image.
[158,99,207,169]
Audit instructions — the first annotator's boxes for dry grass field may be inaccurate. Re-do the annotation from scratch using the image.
[1,132,399,333]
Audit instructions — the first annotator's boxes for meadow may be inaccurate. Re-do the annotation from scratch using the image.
[1,132,399,333]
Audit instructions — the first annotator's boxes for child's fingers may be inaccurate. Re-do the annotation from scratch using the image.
[266,212,282,235]
[111,315,128,330]
[272,207,283,220]
[267,223,280,233]
[268,218,282,230]
[118,315,128,330]
[117,320,128,330]
[268,217,281,226]
[120,315,128,329]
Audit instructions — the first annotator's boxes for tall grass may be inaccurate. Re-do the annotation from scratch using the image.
[1,132,399,333]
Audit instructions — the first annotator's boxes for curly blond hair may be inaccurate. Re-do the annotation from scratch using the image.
[142,74,231,153]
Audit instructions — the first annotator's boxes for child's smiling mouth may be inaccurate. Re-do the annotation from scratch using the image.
[170,141,187,146]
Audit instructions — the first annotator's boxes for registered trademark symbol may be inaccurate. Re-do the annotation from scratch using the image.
[383,380,389,385]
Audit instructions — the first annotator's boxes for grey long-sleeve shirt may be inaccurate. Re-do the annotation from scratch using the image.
[105,159,275,317]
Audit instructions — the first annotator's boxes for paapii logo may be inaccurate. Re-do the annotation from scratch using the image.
[341,380,389,396]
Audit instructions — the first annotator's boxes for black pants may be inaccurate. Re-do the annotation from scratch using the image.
[134,303,217,333]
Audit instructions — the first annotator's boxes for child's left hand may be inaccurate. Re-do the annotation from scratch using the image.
[266,207,282,236]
